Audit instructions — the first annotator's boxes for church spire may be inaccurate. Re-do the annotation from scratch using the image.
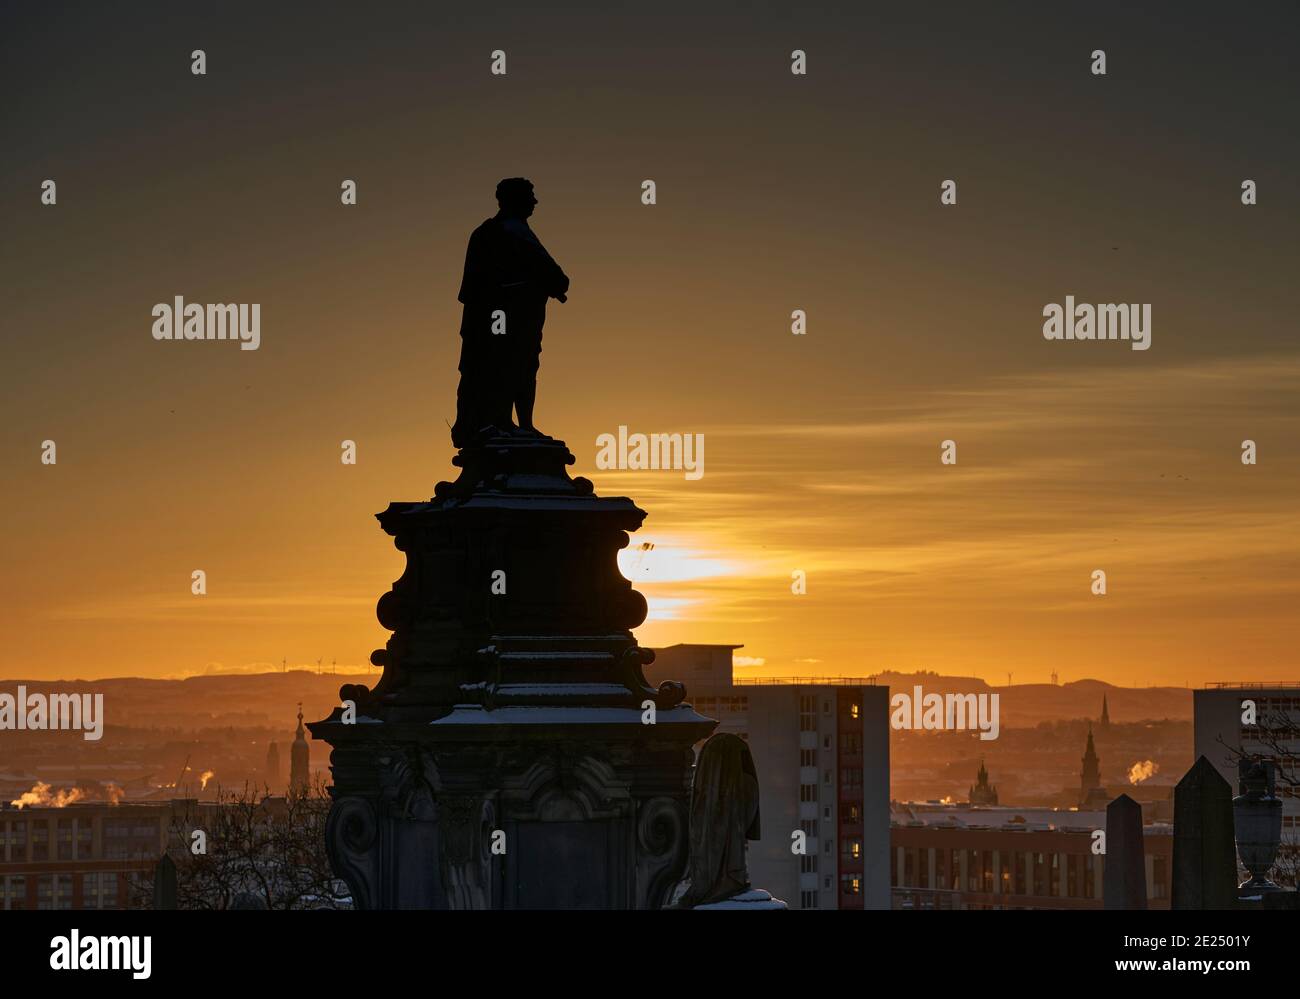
[969,758,998,805]
[290,701,310,793]
[1079,724,1105,808]
[1100,694,1111,731]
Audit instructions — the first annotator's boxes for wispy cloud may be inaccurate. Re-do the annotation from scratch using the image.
[51,589,371,624]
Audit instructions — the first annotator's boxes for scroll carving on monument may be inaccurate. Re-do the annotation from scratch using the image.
[323,796,379,911]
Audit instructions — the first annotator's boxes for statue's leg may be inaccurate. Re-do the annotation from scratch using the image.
[515,372,536,432]
[452,359,487,447]
[451,369,474,447]
[456,324,519,443]
[453,317,494,446]
[513,309,544,434]
[491,348,516,432]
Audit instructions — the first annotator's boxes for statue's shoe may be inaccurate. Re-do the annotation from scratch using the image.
[460,423,510,446]
[513,426,553,440]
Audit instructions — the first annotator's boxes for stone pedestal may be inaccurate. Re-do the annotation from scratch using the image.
[308,434,715,909]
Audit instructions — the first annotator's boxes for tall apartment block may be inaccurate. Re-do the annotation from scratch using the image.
[1193,683,1300,888]
[647,644,891,910]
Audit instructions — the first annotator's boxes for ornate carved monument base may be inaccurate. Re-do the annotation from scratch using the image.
[308,433,715,908]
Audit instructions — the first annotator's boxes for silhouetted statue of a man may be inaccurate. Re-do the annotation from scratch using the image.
[452,178,569,447]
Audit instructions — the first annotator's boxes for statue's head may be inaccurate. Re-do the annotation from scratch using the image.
[694,733,761,841]
[496,177,537,219]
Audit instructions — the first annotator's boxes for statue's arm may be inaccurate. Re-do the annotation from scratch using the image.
[539,249,569,302]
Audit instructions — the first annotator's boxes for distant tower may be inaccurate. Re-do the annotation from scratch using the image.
[1100,694,1111,731]
[969,759,999,806]
[1079,725,1107,808]
[290,703,310,793]
[265,741,281,789]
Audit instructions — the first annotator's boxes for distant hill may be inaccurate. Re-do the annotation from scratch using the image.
[872,672,1192,726]
[0,669,1192,731]
[0,671,373,731]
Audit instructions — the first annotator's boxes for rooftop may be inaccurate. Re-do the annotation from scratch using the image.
[891,800,1171,833]
[733,676,878,686]
[1204,681,1300,689]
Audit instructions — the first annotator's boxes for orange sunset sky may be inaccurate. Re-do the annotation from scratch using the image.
[2,3,1298,686]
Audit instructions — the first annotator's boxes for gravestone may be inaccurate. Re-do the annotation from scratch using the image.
[1171,755,1237,910]
[1103,793,1146,910]
[151,853,177,910]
